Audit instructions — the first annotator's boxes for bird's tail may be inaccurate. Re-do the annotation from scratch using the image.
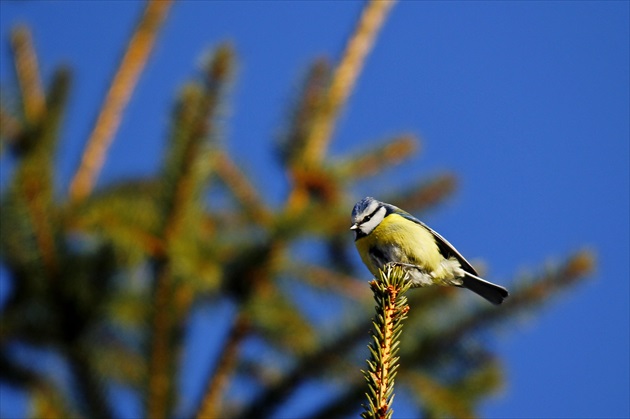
[461,273,509,305]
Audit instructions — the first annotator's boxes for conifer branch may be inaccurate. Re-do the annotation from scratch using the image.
[405,251,595,368]
[146,263,176,419]
[285,0,395,214]
[69,0,172,203]
[302,0,396,165]
[11,68,71,277]
[147,46,234,419]
[67,344,114,419]
[10,26,45,124]
[284,261,370,300]
[29,381,76,419]
[214,150,272,226]
[236,316,369,419]
[362,265,412,419]
[160,44,233,234]
[195,313,250,419]
[0,105,21,148]
[337,134,419,179]
[386,174,458,214]
[278,59,330,168]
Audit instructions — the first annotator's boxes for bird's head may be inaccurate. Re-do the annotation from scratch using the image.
[350,197,388,240]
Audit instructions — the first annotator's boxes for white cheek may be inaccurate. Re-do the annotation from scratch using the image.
[360,207,386,235]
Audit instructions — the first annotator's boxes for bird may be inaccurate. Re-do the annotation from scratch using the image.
[350,196,508,304]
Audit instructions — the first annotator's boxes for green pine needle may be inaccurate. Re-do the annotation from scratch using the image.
[361,264,412,419]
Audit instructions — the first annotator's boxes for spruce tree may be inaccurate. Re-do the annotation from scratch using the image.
[0,1,594,418]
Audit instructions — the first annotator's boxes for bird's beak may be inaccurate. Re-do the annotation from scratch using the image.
[350,224,358,230]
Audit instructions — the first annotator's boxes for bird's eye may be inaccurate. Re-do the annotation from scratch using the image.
[363,214,372,223]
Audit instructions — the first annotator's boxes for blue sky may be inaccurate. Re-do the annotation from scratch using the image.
[1,1,628,418]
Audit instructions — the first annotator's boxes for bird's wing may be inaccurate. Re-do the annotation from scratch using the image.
[392,207,479,276]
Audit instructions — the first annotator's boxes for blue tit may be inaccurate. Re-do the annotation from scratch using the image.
[350,197,508,305]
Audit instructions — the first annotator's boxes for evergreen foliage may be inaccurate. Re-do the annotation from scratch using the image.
[0,1,594,418]
[362,265,412,419]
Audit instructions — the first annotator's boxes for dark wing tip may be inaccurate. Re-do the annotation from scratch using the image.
[462,274,509,305]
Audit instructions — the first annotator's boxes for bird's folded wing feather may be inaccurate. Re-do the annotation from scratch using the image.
[396,210,479,276]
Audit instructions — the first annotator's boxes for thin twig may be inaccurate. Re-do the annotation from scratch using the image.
[69,0,172,203]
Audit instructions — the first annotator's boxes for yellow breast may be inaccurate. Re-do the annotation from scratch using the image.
[355,214,443,276]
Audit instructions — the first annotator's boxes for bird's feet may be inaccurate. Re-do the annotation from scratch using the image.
[385,261,420,270]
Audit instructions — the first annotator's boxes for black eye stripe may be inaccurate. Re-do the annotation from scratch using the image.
[362,207,381,223]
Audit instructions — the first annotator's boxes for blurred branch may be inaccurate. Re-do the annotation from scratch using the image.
[302,0,396,165]
[160,44,233,226]
[66,180,165,260]
[405,252,595,368]
[408,356,503,418]
[0,105,21,149]
[284,261,370,301]
[502,250,595,310]
[407,372,474,419]
[147,45,233,419]
[306,386,364,419]
[214,150,273,226]
[10,26,44,124]
[235,316,368,419]
[0,350,46,389]
[386,174,458,213]
[146,262,177,419]
[277,59,330,168]
[9,68,71,277]
[29,384,75,419]
[195,313,250,419]
[337,135,419,179]
[67,344,113,419]
[69,0,172,203]
[286,0,396,213]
